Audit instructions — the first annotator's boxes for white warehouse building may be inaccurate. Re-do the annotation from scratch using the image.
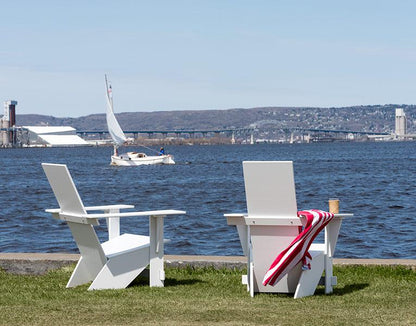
[24,126,89,147]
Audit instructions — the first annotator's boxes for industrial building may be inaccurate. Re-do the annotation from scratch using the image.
[1,100,88,147]
[395,108,407,137]
[1,100,17,147]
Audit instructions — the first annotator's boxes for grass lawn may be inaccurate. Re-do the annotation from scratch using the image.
[0,265,415,325]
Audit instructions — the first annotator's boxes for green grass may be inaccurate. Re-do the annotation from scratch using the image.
[0,265,415,325]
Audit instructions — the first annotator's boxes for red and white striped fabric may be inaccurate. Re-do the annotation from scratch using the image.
[262,209,334,287]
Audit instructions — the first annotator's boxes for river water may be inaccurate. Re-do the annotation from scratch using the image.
[1,142,415,259]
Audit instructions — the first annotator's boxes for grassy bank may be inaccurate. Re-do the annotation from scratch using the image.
[0,265,415,325]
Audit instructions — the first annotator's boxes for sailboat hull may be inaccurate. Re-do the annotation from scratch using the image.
[110,152,175,166]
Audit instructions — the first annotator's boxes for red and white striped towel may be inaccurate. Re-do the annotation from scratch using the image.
[262,209,334,287]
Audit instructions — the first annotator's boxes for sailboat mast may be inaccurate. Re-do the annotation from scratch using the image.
[106,74,116,156]
[105,74,113,111]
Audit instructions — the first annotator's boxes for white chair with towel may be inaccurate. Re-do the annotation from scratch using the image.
[225,161,352,298]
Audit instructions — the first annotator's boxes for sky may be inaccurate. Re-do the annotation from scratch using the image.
[1,0,416,117]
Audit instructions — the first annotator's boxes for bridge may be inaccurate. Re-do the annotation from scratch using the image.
[75,127,391,140]
[74,128,256,145]
[293,127,390,136]
[75,128,253,136]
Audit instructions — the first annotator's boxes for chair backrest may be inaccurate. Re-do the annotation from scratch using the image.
[42,163,87,215]
[243,161,298,218]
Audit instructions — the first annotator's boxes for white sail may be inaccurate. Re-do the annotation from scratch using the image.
[105,75,126,147]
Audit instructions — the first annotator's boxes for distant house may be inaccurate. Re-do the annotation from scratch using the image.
[24,126,89,147]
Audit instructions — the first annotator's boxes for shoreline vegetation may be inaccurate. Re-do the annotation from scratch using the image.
[50,135,416,148]
[2,136,415,149]
[0,264,414,325]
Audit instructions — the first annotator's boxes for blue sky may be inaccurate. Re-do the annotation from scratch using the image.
[1,0,416,117]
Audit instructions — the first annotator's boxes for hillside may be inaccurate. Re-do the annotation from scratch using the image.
[16,105,416,137]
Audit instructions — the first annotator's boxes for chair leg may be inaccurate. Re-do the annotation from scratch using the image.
[247,240,253,293]
[294,251,325,299]
[149,215,165,287]
[67,256,96,288]
[249,262,255,297]
[88,249,150,290]
[324,256,337,293]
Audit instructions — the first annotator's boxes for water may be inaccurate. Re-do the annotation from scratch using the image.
[1,142,415,259]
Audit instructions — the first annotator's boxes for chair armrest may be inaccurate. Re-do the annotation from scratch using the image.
[333,213,353,219]
[46,209,185,224]
[46,209,185,219]
[84,204,135,211]
[45,205,136,214]
[75,209,186,219]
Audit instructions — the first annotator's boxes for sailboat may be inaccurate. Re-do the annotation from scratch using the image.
[105,75,175,166]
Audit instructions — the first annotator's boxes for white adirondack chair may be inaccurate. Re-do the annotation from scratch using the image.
[42,163,185,290]
[225,161,352,298]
